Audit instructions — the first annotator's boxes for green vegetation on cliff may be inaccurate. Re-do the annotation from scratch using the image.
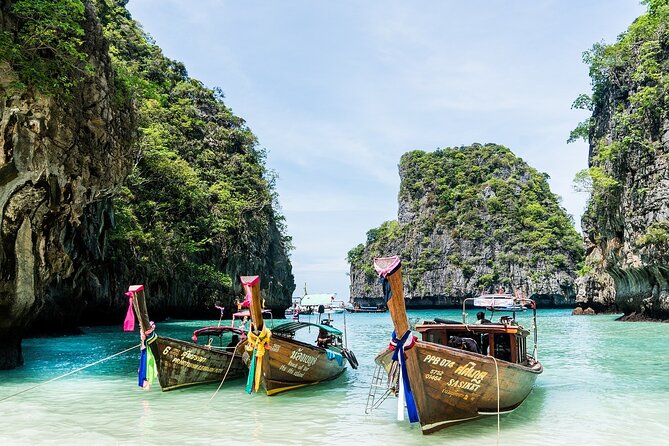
[94,1,294,310]
[0,0,91,95]
[349,143,583,294]
[0,0,293,320]
[572,0,669,244]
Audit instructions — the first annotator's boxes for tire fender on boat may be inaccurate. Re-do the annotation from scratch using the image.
[343,349,359,369]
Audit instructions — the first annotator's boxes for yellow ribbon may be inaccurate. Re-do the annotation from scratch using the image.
[245,325,272,392]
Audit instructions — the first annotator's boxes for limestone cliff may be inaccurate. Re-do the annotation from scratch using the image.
[0,0,294,370]
[575,1,669,320]
[348,144,583,308]
[82,0,294,322]
[0,0,135,368]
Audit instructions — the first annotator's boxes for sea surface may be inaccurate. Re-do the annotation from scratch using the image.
[1,309,668,446]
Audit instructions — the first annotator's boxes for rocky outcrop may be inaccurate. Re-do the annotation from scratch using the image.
[349,144,583,307]
[576,4,669,320]
[0,0,135,368]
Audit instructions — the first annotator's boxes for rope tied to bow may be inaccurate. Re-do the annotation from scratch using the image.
[244,324,272,393]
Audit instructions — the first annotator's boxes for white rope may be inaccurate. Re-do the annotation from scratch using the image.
[491,356,500,445]
[209,348,239,401]
[0,343,140,403]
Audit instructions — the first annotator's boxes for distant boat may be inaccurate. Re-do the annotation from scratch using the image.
[346,304,387,313]
[368,256,543,435]
[125,285,247,391]
[239,275,358,395]
[294,291,345,315]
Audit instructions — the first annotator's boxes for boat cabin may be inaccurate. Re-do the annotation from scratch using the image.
[416,319,531,364]
[272,321,344,349]
[414,293,537,366]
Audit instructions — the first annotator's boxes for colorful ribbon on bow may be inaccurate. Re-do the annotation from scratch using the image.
[390,329,419,423]
[138,330,158,389]
[245,325,272,393]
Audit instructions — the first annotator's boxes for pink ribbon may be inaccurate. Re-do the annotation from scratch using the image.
[373,256,401,278]
[239,276,260,307]
[123,291,135,332]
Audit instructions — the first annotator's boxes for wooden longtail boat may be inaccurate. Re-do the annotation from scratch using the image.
[239,275,358,396]
[346,304,388,313]
[125,285,247,391]
[372,256,543,434]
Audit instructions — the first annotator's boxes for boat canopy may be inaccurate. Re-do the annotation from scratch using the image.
[192,325,243,338]
[272,321,342,336]
[233,309,272,318]
[473,294,528,311]
[299,293,336,307]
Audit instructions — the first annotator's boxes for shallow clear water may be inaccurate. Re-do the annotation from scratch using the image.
[1,309,668,445]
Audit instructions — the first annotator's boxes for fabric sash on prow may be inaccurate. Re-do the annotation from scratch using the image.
[127,285,150,334]
[374,256,420,423]
[240,275,268,394]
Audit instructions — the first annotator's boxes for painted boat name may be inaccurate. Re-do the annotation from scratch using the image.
[289,348,318,366]
[422,355,489,396]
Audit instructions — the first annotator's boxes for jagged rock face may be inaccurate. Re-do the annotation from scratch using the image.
[577,5,669,319]
[349,144,583,308]
[0,1,134,368]
[578,139,669,317]
[36,0,294,324]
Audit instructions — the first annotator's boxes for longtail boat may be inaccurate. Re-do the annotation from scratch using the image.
[124,285,247,391]
[346,304,388,313]
[239,275,358,396]
[371,256,542,434]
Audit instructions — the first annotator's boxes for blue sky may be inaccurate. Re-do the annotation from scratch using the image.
[126,1,646,300]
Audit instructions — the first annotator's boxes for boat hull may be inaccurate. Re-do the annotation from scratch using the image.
[243,336,346,395]
[150,336,246,391]
[376,342,542,434]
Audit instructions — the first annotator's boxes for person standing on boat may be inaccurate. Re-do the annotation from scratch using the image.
[475,311,491,324]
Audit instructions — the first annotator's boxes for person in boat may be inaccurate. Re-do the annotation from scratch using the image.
[448,336,480,353]
[227,334,240,350]
[316,319,334,348]
[475,311,491,324]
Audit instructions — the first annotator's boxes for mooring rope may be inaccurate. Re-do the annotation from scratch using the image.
[209,348,239,401]
[491,356,500,445]
[0,343,140,403]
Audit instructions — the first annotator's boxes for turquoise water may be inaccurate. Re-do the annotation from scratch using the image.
[1,309,668,445]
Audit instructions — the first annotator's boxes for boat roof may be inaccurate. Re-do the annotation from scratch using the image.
[192,325,244,337]
[299,293,336,306]
[272,321,342,336]
[416,320,529,336]
[473,294,528,311]
[233,309,272,318]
